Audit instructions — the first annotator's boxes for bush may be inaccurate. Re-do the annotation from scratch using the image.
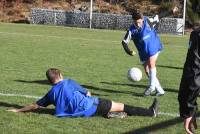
[187,0,200,26]
[159,1,173,11]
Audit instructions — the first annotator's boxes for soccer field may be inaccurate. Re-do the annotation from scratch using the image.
[0,23,199,134]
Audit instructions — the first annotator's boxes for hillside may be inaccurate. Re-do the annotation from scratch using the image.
[0,0,182,23]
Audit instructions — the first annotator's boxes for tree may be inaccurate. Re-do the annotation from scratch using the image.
[187,0,200,26]
[0,0,6,11]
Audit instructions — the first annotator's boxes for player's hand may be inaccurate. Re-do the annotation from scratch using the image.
[131,51,136,56]
[7,109,19,112]
[87,91,91,96]
[184,116,197,134]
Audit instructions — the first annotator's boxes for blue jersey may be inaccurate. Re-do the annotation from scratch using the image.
[122,16,163,62]
[36,79,99,117]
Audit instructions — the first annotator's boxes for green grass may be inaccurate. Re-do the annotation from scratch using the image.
[0,23,199,134]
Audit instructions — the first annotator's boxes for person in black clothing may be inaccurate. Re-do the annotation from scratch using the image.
[178,1,200,133]
[178,22,200,134]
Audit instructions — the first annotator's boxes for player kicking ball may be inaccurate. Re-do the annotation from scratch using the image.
[7,68,159,119]
[121,8,178,96]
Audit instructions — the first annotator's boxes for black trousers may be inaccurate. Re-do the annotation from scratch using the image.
[178,28,200,119]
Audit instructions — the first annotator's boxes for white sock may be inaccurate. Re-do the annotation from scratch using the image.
[155,77,165,94]
[149,68,165,94]
[150,68,165,94]
[149,68,157,90]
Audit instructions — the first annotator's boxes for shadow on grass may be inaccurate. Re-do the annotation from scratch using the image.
[14,80,51,85]
[101,82,179,93]
[14,80,144,95]
[14,80,108,96]
[0,101,22,109]
[15,80,133,94]
[0,101,54,115]
[157,65,183,70]
[101,82,147,89]
[81,84,133,95]
[14,79,178,95]
[124,111,200,134]
[123,117,182,134]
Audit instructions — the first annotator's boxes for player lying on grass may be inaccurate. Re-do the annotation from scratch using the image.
[7,68,159,118]
[121,7,178,96]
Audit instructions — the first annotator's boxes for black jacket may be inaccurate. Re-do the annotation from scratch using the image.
[178,28,200,119]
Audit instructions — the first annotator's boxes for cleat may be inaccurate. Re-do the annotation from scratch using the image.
[149,98,159,117]
[107,112,127,119]
[156,92,165,96]
[155,87,165,96]
[144,87,155,96]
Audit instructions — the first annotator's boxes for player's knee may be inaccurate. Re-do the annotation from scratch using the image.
[148,62,156,68]
[110,102,124,112]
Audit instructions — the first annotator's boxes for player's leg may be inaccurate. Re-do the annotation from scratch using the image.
[149,53,165,96]
[143,55,156,96]
[106,101,127,118]
[143,61,150,77]
[109,101,124,112]
[144,53,164,96]
[95,98,127,118]
[110,99,159,117]
[95,98,159,118]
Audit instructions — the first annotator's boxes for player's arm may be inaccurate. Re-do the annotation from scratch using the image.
[7,93,50,113]
[7,103,40,113]
[147,15,159,29]
[147,6,179,29]
[122,30,135,56]
[86,91,91,96]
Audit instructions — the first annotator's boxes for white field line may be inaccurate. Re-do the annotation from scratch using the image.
[0,92,41,99]
[1,92,199,119]
[158,112,179,117]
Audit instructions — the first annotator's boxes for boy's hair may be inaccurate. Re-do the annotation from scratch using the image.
[131,10,143,20]
[46,68,61,84]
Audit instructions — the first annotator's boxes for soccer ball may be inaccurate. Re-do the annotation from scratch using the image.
[127,67,142,82]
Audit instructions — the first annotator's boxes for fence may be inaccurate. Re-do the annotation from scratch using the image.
[31,8,183,34]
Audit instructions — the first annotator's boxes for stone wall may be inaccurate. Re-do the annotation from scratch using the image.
[31,8,183,34]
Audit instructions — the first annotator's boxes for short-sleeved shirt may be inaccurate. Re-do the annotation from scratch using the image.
[36,79,99,117]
